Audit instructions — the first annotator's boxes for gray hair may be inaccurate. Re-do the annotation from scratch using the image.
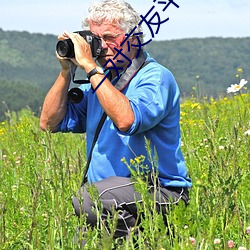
[82,0,144,42]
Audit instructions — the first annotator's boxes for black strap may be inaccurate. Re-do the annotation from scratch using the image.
[81,112,107,186]
[81,51,150,186]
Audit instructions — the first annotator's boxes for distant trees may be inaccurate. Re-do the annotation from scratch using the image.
[0,29,249,120]
[146,37,250,98]
[0,80,45,121]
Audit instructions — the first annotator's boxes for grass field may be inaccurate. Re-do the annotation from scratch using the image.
[0,90,249,249]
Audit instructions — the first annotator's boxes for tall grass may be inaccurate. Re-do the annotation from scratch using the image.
[0,93,249,249]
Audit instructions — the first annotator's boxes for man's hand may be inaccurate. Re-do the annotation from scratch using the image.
[56,33,79,71]
[62,31,96,73]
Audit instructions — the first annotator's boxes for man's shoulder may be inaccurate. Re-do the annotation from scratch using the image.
[141,58,175,81]
[145,52,172,72]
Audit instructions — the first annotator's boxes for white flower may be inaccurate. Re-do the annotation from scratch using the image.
[214,238,221,244]
[244,130,250,136]
[238,247,246,250]
[227,79,248,93]
[20,207,25,214]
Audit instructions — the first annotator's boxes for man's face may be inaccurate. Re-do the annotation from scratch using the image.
[89,19,137,71]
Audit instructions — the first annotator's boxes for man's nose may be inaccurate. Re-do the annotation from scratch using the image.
[101,38,108,49]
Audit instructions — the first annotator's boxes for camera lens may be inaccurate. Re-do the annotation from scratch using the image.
[56,39,74,58]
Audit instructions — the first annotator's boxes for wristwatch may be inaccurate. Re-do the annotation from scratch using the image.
[87,66,104,80]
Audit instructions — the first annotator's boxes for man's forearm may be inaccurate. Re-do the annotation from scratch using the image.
[40,70,71,132]
[90,73,135,132]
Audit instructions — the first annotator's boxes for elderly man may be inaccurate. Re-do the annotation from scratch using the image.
[40,0,192,242]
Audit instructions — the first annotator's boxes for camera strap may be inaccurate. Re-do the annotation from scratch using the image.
[81,51,150,186]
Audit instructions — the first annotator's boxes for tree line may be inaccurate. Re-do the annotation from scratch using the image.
[0,28,249,120]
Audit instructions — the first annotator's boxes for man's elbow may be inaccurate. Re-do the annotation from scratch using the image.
[39,119,57,133]
[116,117,134,133]
[40,120,49,132]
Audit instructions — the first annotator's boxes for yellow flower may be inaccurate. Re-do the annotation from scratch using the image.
[237,67,243,73]
[191,103,201,109]
[135,157,141,164]
[130,159,135,165]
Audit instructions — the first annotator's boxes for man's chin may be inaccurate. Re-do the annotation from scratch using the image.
[98,55,114,67]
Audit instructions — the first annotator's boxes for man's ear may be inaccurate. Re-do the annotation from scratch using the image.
[131,36,139,45]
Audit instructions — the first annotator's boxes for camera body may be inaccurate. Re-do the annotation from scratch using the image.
[56,30,102,58]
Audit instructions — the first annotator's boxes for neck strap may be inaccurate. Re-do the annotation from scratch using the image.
[71,50,147,90]
[114,50,147,91]
[81,51,149,185]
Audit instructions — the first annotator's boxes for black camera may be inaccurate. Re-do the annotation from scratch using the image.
[56,30,102,58]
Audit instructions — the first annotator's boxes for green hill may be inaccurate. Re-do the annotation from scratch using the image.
[0,28,249,120]
[146,37,250,97]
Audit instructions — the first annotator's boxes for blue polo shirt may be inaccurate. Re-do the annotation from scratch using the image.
[57,53,192,188]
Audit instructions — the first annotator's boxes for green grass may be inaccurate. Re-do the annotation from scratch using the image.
[0,93,249,249]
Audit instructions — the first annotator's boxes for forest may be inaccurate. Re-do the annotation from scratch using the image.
[0,28,249,121]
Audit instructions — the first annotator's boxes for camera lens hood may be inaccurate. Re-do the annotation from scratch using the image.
[56,39,75,58]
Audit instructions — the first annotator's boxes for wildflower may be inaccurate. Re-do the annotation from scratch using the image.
[42,213,48,221]
[121,157,126,163]
[189,237,196,246]
[191,103,201,109]
[218,145,224,150]
[227,79,248,93]
[238,247,246,250]
[228,240,235,248]
[196,180,202,185]
[246,226,250,235]
[244,130,250,136]
[20,207,25,214]
[237,67,243,73]
[214,238,221,244]
[135,157,140,164]
[130,159,135,165]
